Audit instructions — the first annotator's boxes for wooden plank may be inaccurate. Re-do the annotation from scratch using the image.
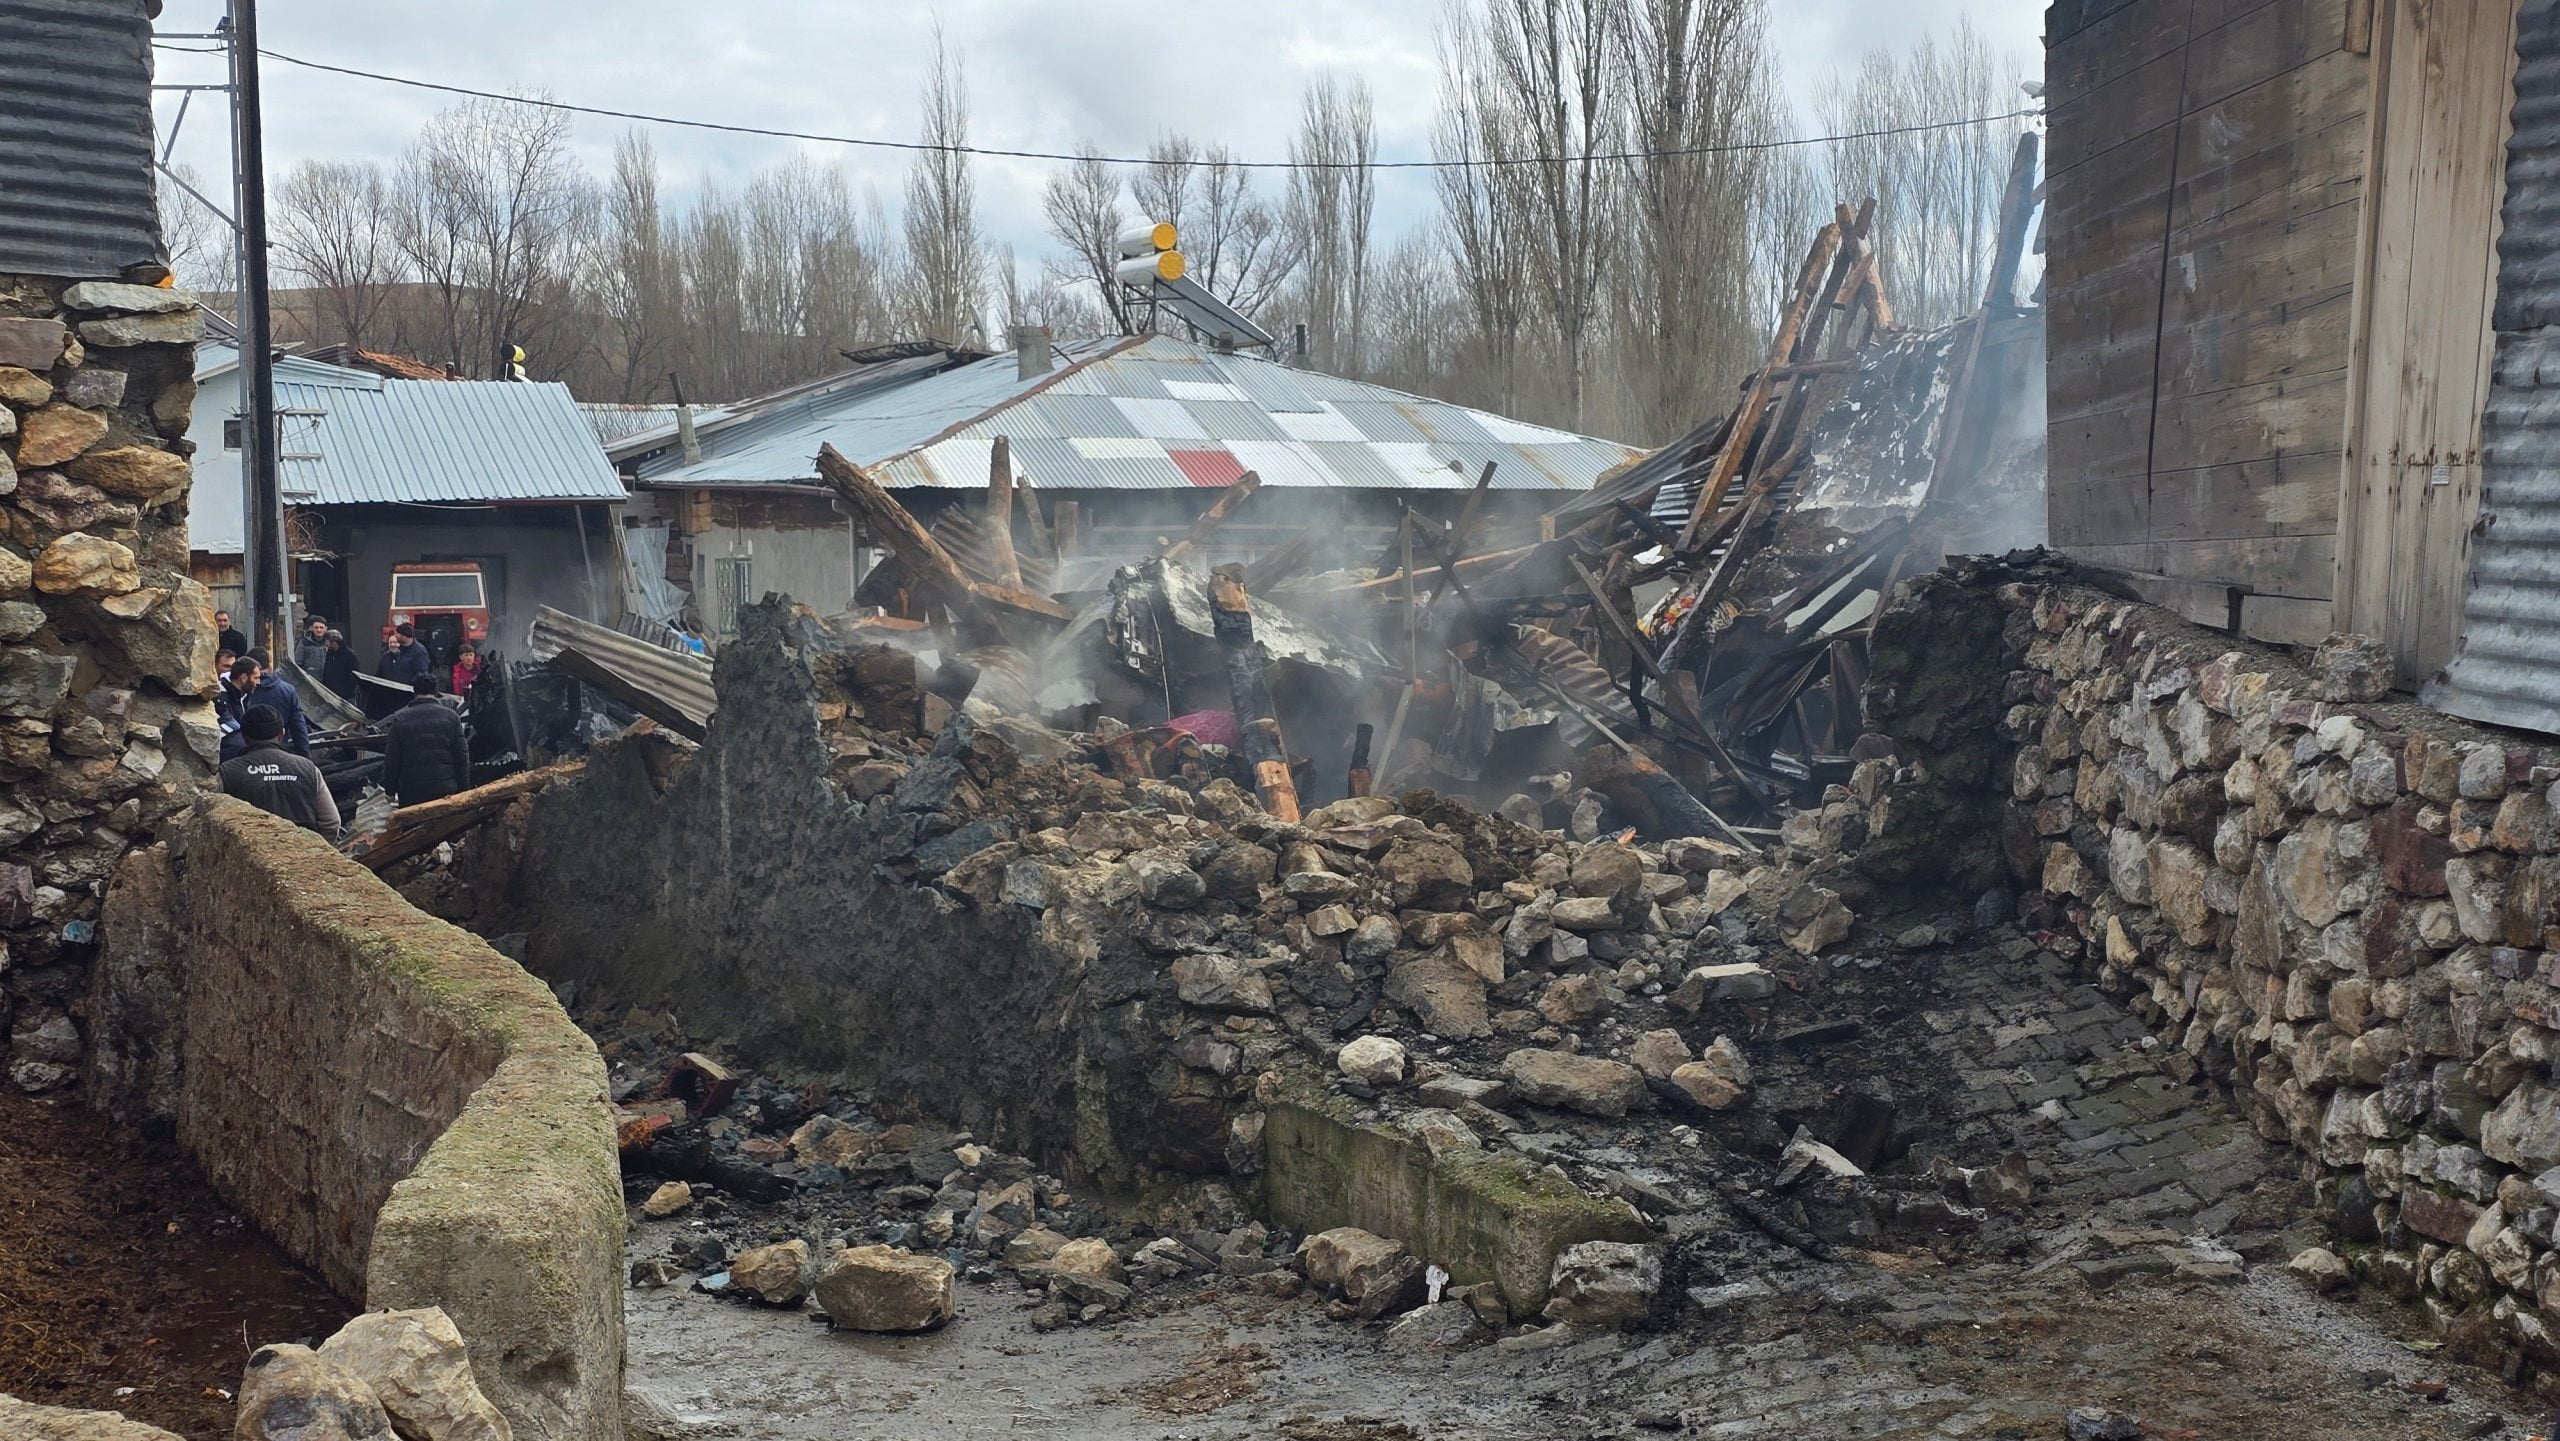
[2051,405,2160,490]
[2047,466,2153,548]
[2156,531,2340,598]
[2045,134,2179,290]
[2146,449,2347,539]
[2046,48,2187,176]
[2055,540,2164,574]
[1157,472,1264,568]
[2149,367,2349,472]
[2186,0,2352,111]
[2157,284,2357,398]
[2049,0,2153,46]
[2159,198,2365,339]
[2049,0,2195,110]
[2239,592,2337,645]
[2052,269,2173,421]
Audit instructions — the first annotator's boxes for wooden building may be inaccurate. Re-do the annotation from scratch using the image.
[2046,0,2524,686]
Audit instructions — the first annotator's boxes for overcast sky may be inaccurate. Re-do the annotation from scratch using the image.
[149,0,2043,277]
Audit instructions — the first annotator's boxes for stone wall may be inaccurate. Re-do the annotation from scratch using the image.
[0,271,218,1096]
[1866,559,2560,1369]
[92,798,624,1440]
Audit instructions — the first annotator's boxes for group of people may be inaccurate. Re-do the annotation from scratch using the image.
[209,608,477,840]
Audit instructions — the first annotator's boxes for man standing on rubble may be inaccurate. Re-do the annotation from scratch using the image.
[381,674,470,807]
[219,706,341,839]
[378,623,432,689]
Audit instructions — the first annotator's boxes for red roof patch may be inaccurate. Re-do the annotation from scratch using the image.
[1167,447,1247,487]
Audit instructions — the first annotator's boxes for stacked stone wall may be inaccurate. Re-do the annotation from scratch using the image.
[0,271,216,1095]
[1870,564,2560,1365]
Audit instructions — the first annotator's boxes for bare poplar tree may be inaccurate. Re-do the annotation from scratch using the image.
[1821,18,2026,327]
[1042,148,1132,334]
[902,28,987,346]
[1613,0,1777,439]
[1287,75,1377,376]
[1435,12,1533,417]
[577,132,678,400]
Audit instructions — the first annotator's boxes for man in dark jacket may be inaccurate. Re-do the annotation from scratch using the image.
[378,624,433,687]
[293,614,332,674]
[219,706,341,837]
[214,609,248,657]
[228,656,313,758]
[381,674,470,806]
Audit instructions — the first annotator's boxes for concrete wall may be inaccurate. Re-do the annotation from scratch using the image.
[1867,561,2560,1370]
[91,798,624,1440]
[0,273,221,1097]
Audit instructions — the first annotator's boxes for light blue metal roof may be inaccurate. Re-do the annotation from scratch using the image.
[199,344,626,507]
[634,333,1641,495]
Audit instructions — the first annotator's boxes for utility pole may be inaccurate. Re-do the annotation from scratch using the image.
[227,0,287,657]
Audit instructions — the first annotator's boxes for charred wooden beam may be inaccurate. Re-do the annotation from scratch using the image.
[1158,472,1263,568]
[1675,222,1842,555]
[1208,568,1301,822]
[817,444,1067,637]
[984,435,1021,589]
[1347,721,1374,798]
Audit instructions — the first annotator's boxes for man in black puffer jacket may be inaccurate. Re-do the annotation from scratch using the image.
[380,674,471,806]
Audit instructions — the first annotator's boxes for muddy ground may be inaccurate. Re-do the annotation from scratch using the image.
[0,1092,351,1439]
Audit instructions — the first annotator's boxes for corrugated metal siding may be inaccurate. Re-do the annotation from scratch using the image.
[0,0,161,278]
[2429,0,2560,732]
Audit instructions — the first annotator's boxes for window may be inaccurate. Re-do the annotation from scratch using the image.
[713,556,753,637]
[223,418,241,449]
[390,571,486,609]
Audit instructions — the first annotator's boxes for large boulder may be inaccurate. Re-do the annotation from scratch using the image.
[1501,1048,1645,1117]
[316,1307,512,1441]
[233,1343,395,1440]
[815,1246,957,1332]
[1337,1034,1408,1085]
[1542,1241,1662,1326]
[1385,949,1490,1037]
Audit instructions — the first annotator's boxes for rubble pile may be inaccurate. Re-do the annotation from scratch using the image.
[401,592,2106,1357]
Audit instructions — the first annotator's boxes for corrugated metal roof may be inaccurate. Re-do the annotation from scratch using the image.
[637,332,1641,495]
[2429,0,2560,734]
[203,344,626,507]
[0,0,161,278]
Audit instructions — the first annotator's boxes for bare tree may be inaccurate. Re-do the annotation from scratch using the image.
[1435,10,1533,417]
[901,27,987,346]
[1466,0,1624,430]
[1613,0,1779,439]
[389,97,590,377]
[1287,75,1377,376]
[1042,148,1132,334]
[157,160,236,297]
[1821,18,2027,327]
[273,160,403,349]
[1366,231,1461,398]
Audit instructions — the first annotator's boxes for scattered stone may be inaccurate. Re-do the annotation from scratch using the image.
[1049,1236,1126,1284]
[1669,1036,1752,1111]
[1382,1300,1490,1353]
[1568,845,1646,899]
[1169,954,1273,1013]
[639,1181,693,1218]
[2288,1246,2354,1294]
[1550,895,1623,931]
[0,1397,183,1440]
[1337,1034,1407,1085]
[1542,1241,1661,1327]
[815,1246,958,1332]
[1378,836,1474,908]
[316,1307,511,1441]
[1128,851,1206,908]
[1774,1129,1863,1186]
[1386,949,1492,1037]
[234,1344,393,1440]
[1500,1048,1645,1117]
[1298,1227,1424,1318]
[727,1239,813,1305]
[1669,961,1778,1011]
[1628,1028,1691,1082]
[1536,972,1610,1024]
[1002,1227,1068,1267]
[2063,1408,2141,1441]
[1416,1073,1507,1110]
[629,1257,681,1288]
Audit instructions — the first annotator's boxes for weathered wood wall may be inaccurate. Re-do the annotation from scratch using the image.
[2047,0,2521,668]
[2046,0,2376,640]
[2334,0,2520,685]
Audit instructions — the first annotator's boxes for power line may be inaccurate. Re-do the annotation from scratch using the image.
[157,41,2037,171]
